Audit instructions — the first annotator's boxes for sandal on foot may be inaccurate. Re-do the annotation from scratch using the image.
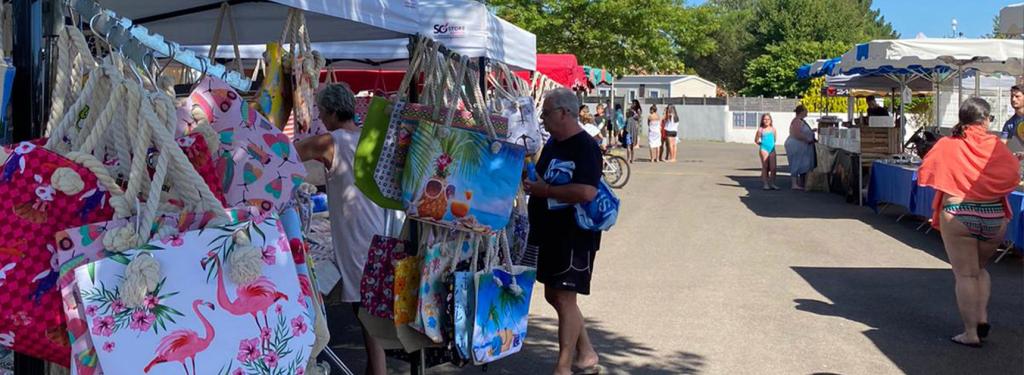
[572,365,602,375]
[950,335,983,348]
[978,323,991,339]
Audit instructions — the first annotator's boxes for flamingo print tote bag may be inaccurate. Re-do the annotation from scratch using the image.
[58,210,253,375]
[72,213,314,375]
[0,141,115,365]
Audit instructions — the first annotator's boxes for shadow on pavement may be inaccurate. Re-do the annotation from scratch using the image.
[724,174,1024,266]
[324,304,706,374]
[791,267,1023,375]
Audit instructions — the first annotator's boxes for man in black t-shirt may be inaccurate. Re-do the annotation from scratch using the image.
[524,88,603,375]
[1001,85,1024,155]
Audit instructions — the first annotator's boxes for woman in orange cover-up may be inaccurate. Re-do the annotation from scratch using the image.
[918,98,1021,348]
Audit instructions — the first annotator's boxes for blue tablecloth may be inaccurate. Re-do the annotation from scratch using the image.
[867,161,918,212]
[868,161,1024,248]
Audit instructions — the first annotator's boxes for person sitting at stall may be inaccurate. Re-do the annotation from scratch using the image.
[295,83,390,375]
[866,95,890,117]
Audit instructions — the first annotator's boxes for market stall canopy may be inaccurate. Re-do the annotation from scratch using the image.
[838,39,1024,76]
[515,54,587,89]
[583,66,614,87]
[1000,3,1024,35]
[797,58,841,79]
[187,0,537,71]
[98,0,420,45]
[825,74,934,92]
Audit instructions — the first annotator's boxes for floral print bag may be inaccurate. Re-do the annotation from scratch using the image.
[71,213,314,375]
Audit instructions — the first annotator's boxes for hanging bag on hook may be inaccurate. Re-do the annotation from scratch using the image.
[284,9,325,138]
[353,37,431,210]
[71,209,314,375]
[469,233,536,365]
[400,55,524,234]
[188,76,307,213]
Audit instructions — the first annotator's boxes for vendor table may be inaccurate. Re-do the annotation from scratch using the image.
[867,161,1024,255]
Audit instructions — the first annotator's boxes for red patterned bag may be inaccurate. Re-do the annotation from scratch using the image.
[0,141,115,365]
[360,235,409,320]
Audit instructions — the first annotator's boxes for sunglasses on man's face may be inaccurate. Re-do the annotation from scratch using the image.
[989,115,996,122]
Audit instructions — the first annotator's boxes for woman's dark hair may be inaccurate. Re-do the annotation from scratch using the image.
[760,113,773,128]
[614,104,622,111]
[631,99,641,111]
[649,104,658,112]
[951,97,992,138]
[665,105,677,121]
[794,104,808,115]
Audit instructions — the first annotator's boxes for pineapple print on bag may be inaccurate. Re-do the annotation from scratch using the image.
[417,153,454,221]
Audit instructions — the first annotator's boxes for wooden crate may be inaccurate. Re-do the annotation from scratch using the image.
[859,127,900,155]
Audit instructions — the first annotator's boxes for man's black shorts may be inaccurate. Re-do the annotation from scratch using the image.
[536,246,596,295]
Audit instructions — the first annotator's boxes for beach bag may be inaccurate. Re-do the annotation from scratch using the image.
[255,41,292,129]
[470,234,536,365]
[575,180,620,231]
[189,76,307,212]
[359,234,408,320]
[0,142,116,365]
[401,57,525,233]
[278,206,331,374]
[354,38,432,210]
[57,82,232,374]
[71,212,314,375]
[284,10,323,137]
[414,230,476,343]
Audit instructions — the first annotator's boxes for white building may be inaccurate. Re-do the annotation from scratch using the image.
[597,75,718,100]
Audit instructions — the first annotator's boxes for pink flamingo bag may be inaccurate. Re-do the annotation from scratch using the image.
[71,212,314,375]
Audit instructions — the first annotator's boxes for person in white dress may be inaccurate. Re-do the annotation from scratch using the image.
[647,104,662,162]
[295,84,389,375]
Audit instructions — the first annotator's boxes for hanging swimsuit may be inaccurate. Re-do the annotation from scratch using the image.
[760,129,776,154]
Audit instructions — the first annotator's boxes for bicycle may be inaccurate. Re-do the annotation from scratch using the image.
[602,151,630,188]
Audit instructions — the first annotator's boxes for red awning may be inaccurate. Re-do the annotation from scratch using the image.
[514,54,588,90]
[318,70,406,94]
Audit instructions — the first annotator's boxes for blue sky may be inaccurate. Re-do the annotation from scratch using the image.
[685,0,1008,38]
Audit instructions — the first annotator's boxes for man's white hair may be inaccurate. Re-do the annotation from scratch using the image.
[544,88,579,119]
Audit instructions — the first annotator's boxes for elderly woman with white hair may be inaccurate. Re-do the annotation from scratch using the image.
[524,88,603,375]
[295,84,390,375]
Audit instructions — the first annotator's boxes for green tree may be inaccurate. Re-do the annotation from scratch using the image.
[741,40,847,97]
[682,0,756,93]
[686,0,896,95]
[488,0,719,75]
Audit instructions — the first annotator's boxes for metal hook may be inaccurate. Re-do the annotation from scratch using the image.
[156,41,174,78]
[88,11,107,47]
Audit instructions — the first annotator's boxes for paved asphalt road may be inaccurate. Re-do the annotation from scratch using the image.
[324,141,1023,375]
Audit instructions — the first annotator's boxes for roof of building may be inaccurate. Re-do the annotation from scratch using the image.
[616,75,716,87]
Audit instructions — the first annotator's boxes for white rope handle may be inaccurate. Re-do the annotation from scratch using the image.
[45,62,114,153]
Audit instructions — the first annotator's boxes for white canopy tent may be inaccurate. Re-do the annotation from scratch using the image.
[838,38,1024,129]
[187,0,537,70]
[97,0,421,44]
[1000,3,1024,36]
[839,39,1024,78]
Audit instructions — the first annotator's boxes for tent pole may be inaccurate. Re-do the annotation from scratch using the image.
[957,64,964,110]
[975,72,981,98]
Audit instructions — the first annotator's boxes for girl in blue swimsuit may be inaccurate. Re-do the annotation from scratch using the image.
[755,113,780,190]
